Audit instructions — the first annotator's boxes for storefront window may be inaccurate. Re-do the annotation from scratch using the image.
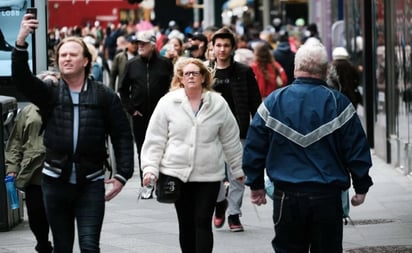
[394,0,412,173]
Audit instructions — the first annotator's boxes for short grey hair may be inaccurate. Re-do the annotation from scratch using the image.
[294,39,328,79]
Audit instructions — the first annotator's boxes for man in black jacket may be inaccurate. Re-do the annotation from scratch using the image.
[273,30,295,85]
[211,27,261,232]
[119,30,173,198]
[12,14,134,253]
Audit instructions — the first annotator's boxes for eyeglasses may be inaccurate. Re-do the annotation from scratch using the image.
[183,71,201,77]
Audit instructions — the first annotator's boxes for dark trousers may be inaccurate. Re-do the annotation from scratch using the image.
[42,176,105,253]
[132,114,149,185]
[175,181,220,253]
[272,189,343,253]
[25,184,52,252]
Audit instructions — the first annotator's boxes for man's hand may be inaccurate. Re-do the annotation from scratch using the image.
[351,193,366,206]
[16,14,39,46]
[104,178,124,201]
[251,189,267,206]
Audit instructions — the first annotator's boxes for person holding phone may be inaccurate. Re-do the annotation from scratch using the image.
[12,12,134,253]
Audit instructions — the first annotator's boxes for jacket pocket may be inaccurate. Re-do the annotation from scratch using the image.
[16,152,45,188]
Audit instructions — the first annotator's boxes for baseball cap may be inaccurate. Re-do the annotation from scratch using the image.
[188,32,208,44]
[126,34,138,43]
[332,47,349,60]
[136,31,156,44]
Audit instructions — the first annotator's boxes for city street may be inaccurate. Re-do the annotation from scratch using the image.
[1,151,412,252]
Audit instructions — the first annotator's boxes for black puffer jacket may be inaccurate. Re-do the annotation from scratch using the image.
[12,48,134,185]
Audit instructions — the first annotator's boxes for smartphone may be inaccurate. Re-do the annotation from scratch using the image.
[26,7,37,19]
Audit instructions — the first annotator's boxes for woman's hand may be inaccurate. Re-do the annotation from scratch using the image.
[143,173,157,186]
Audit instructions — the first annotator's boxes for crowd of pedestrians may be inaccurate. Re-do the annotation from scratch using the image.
[5,12,373,253]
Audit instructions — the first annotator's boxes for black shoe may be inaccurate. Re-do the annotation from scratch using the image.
[228,214,244,232]
[35,241,53,253]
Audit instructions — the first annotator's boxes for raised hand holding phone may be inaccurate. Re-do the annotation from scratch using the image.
[24,7,38,34]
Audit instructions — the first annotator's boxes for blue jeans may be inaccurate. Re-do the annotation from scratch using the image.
[272,188,343,253]
[42,175,105,253]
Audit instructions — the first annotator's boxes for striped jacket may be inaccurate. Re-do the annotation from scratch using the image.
[242,77,373,194]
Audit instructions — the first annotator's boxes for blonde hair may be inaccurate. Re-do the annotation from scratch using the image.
[170,58,213,91]
[85,43,98,63]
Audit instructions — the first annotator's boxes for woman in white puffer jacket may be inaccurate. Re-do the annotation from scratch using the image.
[141,57,244,253]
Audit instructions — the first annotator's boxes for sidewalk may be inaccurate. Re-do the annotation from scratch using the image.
[343,151,412,252]
[1,152,411,252]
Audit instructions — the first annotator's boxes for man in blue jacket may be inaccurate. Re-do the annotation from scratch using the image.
[243,39,373,252]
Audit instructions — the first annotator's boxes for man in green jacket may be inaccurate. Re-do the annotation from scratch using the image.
[109,34,139,91]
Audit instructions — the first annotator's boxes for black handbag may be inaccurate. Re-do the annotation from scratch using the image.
[156,173,183,203]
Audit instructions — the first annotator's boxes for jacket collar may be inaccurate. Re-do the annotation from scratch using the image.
[293,77,328,86]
